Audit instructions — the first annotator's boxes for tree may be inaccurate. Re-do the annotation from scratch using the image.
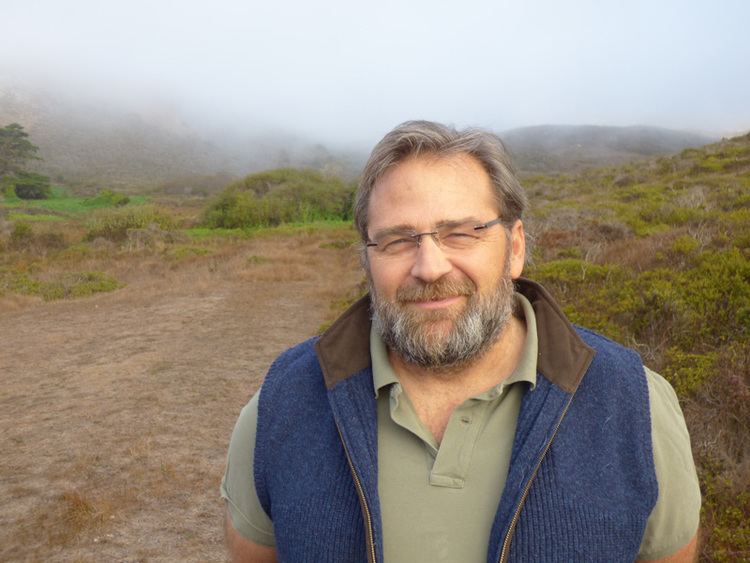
[0,123,41,178]
[13,171,52,199]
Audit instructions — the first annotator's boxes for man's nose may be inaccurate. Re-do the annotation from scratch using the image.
[409,235,453,283]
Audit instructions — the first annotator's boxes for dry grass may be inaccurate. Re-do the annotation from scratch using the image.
[0,227,362,562]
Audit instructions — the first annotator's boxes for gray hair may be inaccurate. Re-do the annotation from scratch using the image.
[354,120,527,241]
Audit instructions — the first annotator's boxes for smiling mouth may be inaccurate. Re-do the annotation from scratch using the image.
[405,295,465,309]
[395,278,476,309]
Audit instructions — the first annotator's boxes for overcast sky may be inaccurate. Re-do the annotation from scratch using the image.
[1,0,748,147]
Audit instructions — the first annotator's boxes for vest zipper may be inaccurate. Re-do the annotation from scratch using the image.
[335,424,377,563]
[498,395,575,563]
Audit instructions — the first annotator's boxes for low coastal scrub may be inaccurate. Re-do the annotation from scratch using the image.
[201,168,355,228]
[524,132,750,560]
[85,205,178,242]
[83,189,130,208]
[0,270,121,301]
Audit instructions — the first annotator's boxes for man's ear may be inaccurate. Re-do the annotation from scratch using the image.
[509,220,525,279]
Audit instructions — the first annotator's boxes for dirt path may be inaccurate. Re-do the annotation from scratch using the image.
[0,235,362,562]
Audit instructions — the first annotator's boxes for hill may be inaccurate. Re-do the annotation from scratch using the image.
[0,81,363,193]
[0,79,729,193]
[521,131,750,560]
[503,124,718,173]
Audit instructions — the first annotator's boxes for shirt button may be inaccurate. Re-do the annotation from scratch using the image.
[460,416,472,424]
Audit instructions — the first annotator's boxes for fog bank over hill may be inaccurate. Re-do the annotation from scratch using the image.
[502,125,718,173]
[0,79,727,192]
[0,81,365,192]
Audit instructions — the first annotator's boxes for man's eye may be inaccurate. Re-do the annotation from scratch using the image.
[442,230,479,248]
[383,238,414,250]
[444,230,477,240]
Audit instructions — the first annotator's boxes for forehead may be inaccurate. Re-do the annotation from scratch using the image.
[367,153,497,232]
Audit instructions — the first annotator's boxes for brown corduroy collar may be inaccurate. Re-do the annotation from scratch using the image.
[314,278,594,394]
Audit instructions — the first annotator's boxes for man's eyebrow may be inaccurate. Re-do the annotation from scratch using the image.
[369,224,417,239]
[435,217,482,229]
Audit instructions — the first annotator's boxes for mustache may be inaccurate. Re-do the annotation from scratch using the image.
[396,278,476,302]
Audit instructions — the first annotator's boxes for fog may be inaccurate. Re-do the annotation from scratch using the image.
[2,0,749,148]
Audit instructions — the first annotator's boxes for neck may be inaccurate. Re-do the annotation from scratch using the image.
[388,313,527,443]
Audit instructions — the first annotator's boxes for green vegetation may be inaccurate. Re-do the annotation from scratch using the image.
[0,123,50,202]
[186,218,352,240]
[1,185,145,214]
[0,123,41,178]
[7,221,66,252]
[201,168,355,228]
[8,212,66,222]
[0,270,121,301]
[83,189,130,207]
[524,131,750,561]
[13,171,52,200]
[85,205,178,241]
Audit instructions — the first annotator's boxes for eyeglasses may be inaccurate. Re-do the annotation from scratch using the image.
[366,217,507,258]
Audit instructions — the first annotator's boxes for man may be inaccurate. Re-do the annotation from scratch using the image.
[221,121,701,562]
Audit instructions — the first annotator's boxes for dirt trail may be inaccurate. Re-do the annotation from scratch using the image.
[0,236,361,562]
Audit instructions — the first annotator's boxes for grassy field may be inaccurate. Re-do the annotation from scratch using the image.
[1,186,147,214]
[1,134,749,561]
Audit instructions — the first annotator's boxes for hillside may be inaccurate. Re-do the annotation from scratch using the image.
[0,82,363,192]
[503,124,718,173]
[521,132,750,561]
[1,79,727,193]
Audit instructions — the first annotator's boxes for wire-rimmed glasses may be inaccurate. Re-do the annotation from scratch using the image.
[366,217,506,258]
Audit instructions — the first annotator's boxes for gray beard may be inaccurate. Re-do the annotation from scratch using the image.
[370,261,516,372]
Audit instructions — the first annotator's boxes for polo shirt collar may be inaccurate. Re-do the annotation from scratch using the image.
[315,278,593,396]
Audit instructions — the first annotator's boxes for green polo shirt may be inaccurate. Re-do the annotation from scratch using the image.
[221,295,701,560]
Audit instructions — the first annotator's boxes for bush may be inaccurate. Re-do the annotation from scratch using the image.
[10,221,34,247]
[1,175,16,198]
[4,271,121,300]
[522,132,750,561]
[84,189,130,207]
[85,206,178,242]
[202,168,355,229]
[13,172,52,200]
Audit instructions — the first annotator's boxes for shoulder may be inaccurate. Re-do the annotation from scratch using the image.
[260,337,325,399]
[575,325,641,365]
[638,367,701,559]
[571,326,647,398]
[644,367,698,478]
[255,336,332,441]
[266,337,321,377]
[221,392,277,546]
[645,367,686,420]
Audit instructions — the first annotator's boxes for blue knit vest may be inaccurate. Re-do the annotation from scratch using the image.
[254,282,657,563]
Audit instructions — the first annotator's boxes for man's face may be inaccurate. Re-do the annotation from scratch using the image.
[365,153,525,370]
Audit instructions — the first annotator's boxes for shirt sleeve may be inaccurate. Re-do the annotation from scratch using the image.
[637,368,701,560]
[220,391,276,547]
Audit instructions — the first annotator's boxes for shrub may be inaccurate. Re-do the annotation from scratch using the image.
[4,271,121,300]
[523,132,750,561]
[10,221,34,247]
[85,206,178,242]
[1,175,16,198]
[84,189,130,207]
[202,168,355,228]
[13,172,52,200]
[661,348,717,396]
